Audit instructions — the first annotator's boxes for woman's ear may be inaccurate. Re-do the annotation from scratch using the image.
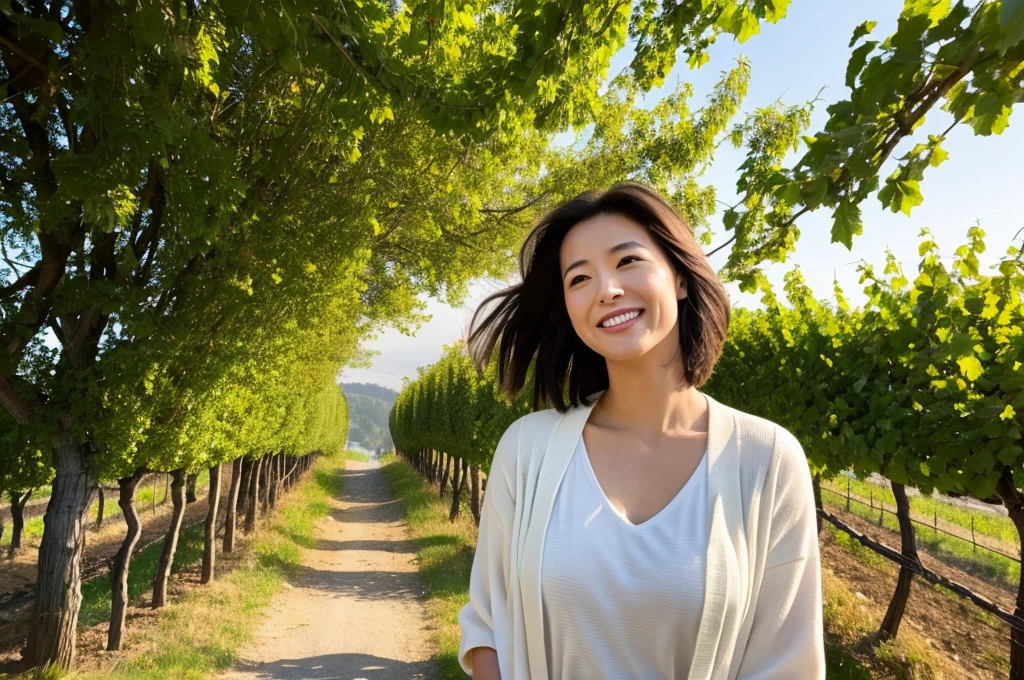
[676,273,688,301]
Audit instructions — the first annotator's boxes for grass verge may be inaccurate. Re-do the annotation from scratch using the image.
[44,451,356,680]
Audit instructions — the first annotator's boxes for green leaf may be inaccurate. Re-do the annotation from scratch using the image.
[879,178,924,215]
[277,49,301,75]
[849,20,877,47]
[846,41,876,88]
[1000,0,1024,50]
[969,94,1012,135]
[885,461,910,485]
[831,201,862,248]
[997,444,1022,465]
[18,15,64,43]
[720,5,760,42]
[956,355,983,382]
[132,8,166,47]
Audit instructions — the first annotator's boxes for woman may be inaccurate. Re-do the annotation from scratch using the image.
[458,183,824,679]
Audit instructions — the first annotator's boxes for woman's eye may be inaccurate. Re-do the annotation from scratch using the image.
[619,255,641,266]
[569,275,586,286]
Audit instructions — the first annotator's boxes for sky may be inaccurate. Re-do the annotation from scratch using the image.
[340,1,1022,392]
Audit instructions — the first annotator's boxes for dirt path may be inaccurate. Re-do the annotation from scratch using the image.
[220,459,437,680]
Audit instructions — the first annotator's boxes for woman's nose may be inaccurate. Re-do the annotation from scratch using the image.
[597,274,624,304]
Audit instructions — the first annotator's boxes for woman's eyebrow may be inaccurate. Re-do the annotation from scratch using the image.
[562,241,647,278]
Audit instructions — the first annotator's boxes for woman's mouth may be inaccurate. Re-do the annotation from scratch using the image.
[598,309,644,332]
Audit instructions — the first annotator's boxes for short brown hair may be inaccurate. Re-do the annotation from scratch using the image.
[468,182,731,413]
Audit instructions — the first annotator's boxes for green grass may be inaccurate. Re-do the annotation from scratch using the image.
[821,480,1021,587]
[62,452,346,680]
[824,644,874,680]
[827,475,1017,545]
[77,523,206,629]
[379,452,477,680]
[345,450,370,462]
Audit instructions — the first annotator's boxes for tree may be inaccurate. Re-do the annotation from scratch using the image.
[722,0,1024,290]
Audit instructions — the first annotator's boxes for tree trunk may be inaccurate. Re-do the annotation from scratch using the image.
[8,489,32,558]
[201,464,222,584]
[269,455,279,510]
[440,452,451,499]
[152,469,186,609]
[25,431,96,670]
[235,457,252,521]
[223,458,243,554]
[878,481,920,641]
[94,487,104,530]
[811,473,823,534]
[185,472,198,504]
[995,466,1024,680]
[449,458,468,522]
[260,456,272,515]
[470,466,481,526]
[244,455,262,534]
[107,471,145,651]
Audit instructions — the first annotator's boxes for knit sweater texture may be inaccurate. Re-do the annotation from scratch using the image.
[457,391,826,680]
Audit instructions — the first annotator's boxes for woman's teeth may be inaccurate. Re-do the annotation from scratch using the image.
[600,310,641,328]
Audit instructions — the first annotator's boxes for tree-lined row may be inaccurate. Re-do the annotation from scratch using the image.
[390,348,535,524]
[703,226,1024,674]
[2,376,346,660]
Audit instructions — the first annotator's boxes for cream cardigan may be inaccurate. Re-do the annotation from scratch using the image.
[457,391,825,679]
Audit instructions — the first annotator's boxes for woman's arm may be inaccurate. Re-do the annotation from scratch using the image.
[457,420,521,677]
[469,646,501,680]
[735,427,825,679]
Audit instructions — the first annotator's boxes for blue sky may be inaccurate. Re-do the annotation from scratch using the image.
[340,1,1021,391]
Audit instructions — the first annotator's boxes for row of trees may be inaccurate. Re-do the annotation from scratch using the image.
[704,226,1024,673]
[389,227,1023,676]
[390,346,534,523]
[2,0,1021,672]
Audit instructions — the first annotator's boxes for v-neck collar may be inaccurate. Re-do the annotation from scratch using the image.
[518,390,739,680]
[577,431,709,530]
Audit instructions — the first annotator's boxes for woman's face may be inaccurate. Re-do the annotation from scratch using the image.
[559,213,687,363]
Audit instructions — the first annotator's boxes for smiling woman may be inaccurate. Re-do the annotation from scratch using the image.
[459,183,824,680]
[467,183,730,413]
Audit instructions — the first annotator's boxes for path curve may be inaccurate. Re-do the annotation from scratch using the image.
[220,459,437,680]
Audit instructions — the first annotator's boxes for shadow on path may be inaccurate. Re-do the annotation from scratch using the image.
[233,652,433,679]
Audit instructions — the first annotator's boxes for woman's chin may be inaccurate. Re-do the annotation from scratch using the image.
[592,342,650,363]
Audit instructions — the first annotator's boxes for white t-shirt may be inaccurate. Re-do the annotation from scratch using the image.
[541,435,709,679]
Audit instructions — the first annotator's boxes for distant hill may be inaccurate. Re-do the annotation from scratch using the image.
[340,383,397,454]
[341,382,398,406]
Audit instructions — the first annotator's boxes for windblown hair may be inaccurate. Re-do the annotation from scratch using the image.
[467,182,731,413]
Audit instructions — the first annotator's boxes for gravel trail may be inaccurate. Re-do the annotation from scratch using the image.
[220,459,437,680]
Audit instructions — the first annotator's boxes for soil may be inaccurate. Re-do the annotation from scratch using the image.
[821,511,1013,679]
[0,476,218,603]
[218,459,437,680]
[0,476,229,662]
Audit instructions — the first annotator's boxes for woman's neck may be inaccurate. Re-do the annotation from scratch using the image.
[591,348,708,440]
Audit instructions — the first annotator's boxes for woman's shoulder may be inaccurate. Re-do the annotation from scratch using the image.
[710,396,807,471]
[497,408,563,456]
